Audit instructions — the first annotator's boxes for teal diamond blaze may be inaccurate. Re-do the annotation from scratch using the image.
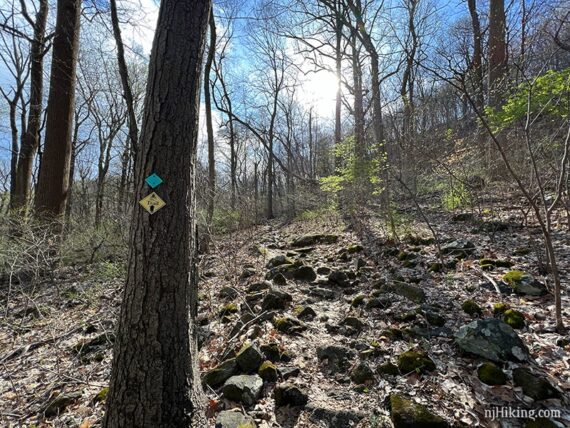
[145,173,163,188]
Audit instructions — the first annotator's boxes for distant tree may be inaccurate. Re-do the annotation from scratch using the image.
[488,0,507,108]
[103,0,211,426]
[205,11,217,231]
[34,0,82,220]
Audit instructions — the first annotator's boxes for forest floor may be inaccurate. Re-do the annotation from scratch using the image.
[1,197,570,428]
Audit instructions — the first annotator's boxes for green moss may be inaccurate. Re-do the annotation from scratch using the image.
[389,394,447,427]
[347,244,363,254]
[477,362,507,385]
[398,251,416,261]
[219,303,238,317]
[503,270,525,285]
[93,387,109,403]
[503,309,525,329]
[351,295,366,307]
[397,350,436,374]
[292,305,304,315]
[461,300,482,316]
[428,262,443,273]
[493,302,510,315]
[377,362,400,376]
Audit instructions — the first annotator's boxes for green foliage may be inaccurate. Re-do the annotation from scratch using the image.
[319,136,384,195]
[439,181,471,211]
[487,67,570,131]
[296,202,337,221]
[211,208,241,234]
[91,261,125,281]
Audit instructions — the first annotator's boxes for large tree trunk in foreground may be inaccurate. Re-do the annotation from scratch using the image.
[12,0,48,212]
[34,0,81,220]
[103,0,211,426]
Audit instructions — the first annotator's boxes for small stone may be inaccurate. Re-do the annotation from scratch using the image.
[389,394,448,428]
[260,342,292,362]
[236,343,263,373]
[220,287,239,299]
[279,366,300,379]
[293,265,317,282]
[328,270,351,287]
[477,362,507,385]
[461,300,482,316]
[258,360,278,381]
[317,345,354,373]
[274,383,308,407]
[240,266,256,279]
[266,255,293,269]
[272,316,306,334]
[350,362,375,384]
[272,273,287,285]
[316,266,332,275]
[261,288,292,311]
[203,358,238,387]
[397,350,436,374]
[215,410,257,428]
[247,281,271,293]
[377,362,400,376]
[513,368,560,400]
[222,375,263,406]
[340,317,365,331]
[294,305,317,320]
[365,296,392,309]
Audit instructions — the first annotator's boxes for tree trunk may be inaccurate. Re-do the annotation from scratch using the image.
[34,0,81,220]
[12,0,49,212]
[102,0,210,426]
[334,1,343,165]
[488,0,507,108]
[204,12,216,228]
[467,0,484,111]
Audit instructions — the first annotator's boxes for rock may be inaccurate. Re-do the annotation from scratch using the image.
[452,212,474,222]
[492,302,510,315]
[340,316,365,331]
[502,271,547,296]
[222,375,263,406]
[215,410,257,428]
[365,296,391,309]
[477,362,507,385]
[316,266,332,275]
[351,294,366,307]
[428,262,443,273]
[556,337,570,348]
[397,350,436,374]
[350,362,375,384]
[203,358,239,387]
[317,345,354,373]
[308,287,336,299]
[240,266,256,279]
[279,366,300,379]
[267,255,293,269]
[454,318,529,362]
[440,240,476,258]
[258,360,278,381]
[422,310,446,327]
[513,368,560,400]
[328,270,351,287]
[388,394,448,428]
[377,362,400,376]
[347,244,364,254]
[293,265,317,282]
[236,343,263,373]
[274,383,308,407]
[272,316,306,334]
[292,234,338,247]
[44,391,82,417]
[220,287,239,299]
[461,300,482,316]
[261,288,292,311]
[306,403,365,428]
[382,282,426,303]
[72,333,115,357]
[479,258,513,268]
[92,387,109,403]
[247,281,271,293]
[260,342,292,362]
[502,309,525,329]
[272,273,287,285]
[294,305,317,320]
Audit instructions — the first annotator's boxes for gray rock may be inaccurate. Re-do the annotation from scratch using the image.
[247,281,271,293]
[266,255,293,269]
[215,410,257,428]
[454,318,529,362]
[350,362,375,384]
[261,288,292,311]
[222,375,263,406]
[317,345,354,373]
[203,358,238,387]
[441,239,476,257]
[389,394,448,428]
[293,265,317,282]
[307,403,365,428]
[502,271,547,296]
[279,366,300,379]
[328,270,351,287]
[274,383,308,407]
[513,368,561,400]
[235,343,263,373]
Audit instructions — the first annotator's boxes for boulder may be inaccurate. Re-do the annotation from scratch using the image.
[502,271,547,296]
[222,375,263,406]
[389,394,448,428]
[215,410,256,428]
[261,288,292,311]
[350,362,375,384]
[203,358,238,387]
[397,350,436,374]
[513,368,560,400]
[306,403,365,428]
[236,343,263,373]
[454,318,529,362]
[274,383,308,407]
[477,362,507,385]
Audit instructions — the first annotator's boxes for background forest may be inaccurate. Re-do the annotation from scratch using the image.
[1,0,570,426]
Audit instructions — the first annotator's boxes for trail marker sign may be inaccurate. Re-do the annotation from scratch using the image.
[145,173,163,188]
[139,192,166,214]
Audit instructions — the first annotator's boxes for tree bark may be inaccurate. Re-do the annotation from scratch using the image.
[103,0,211,426]
[467,0,484,111]
[204,12,216,228]
[12,0,48,212]
[34,0,81,220]
[488,0,507,108]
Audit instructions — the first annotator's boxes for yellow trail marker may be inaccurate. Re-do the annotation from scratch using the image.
[139,192,166,214]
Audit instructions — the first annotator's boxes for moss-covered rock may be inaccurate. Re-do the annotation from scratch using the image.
[350,362,375,384]
[260,342,292,362]
[423,310,446,327]
[219,303,239,317]
[382,282,425,303]
[513,368,561,400]
[266,255,293,269]
[502,309,525,329]
[258,360,278,381]
[502,271,547,296]
[397,350,436,374]
[479,258,513,268]
[261,288,292,311]
[492,302,510,315]
[428,262,443,273]
[236,343,263,373]
[347,244,364,254]
[292,233,338,247]
[398,251,417,262]
[389,394,448,428]
[93,387,109,403]
[461,300,482,316]
[351,294,366,307]
[380,328,404,340]
[377,362,400,376]
[215,410,257,428]
[293,305,317,320]
[272,316,306,334]
[203,358,239,387]
[44,391,82,417]
[477,362,507,385]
